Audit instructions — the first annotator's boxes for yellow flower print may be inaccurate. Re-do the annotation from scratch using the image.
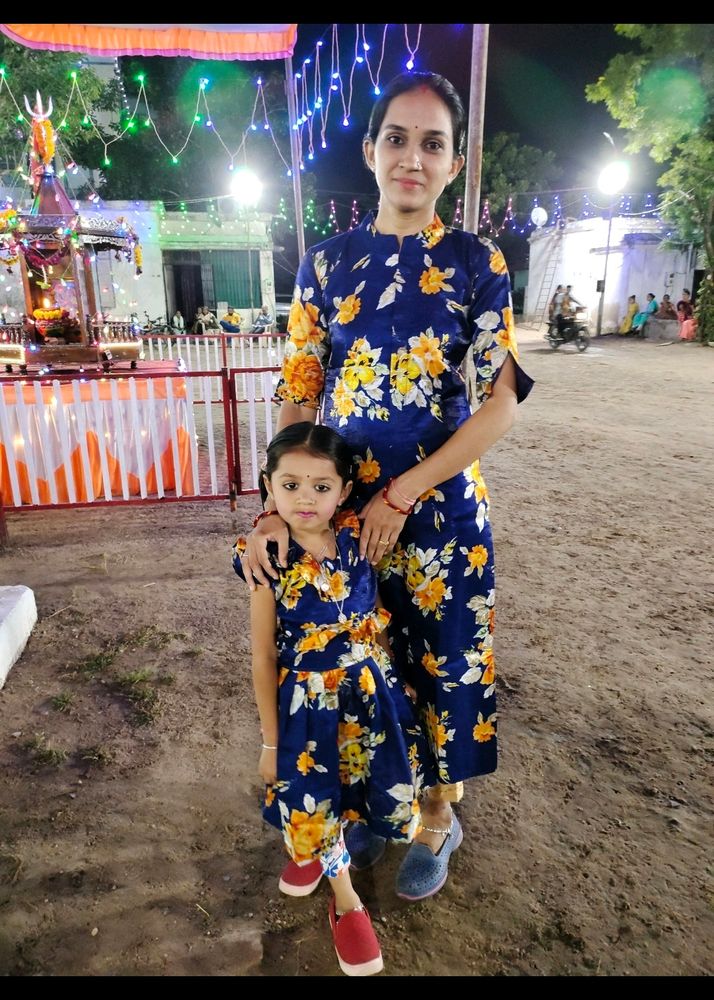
[342,809,362,823]
[339,720,364,744]
[462,544,489,578]
[343,348,378,390]
[285,808,327,861]
[496,326,517,355]
[473,712,497,743]
[425,707,450,749]
[421,217,446,248]
[419,265,452,295]
[481,660,495,686]
[414,575,448,613]
[332,380,356,418]
[296,750,316,776]
[279,350,325,403]
[334,509,361,537]
[340,742,369,782]
[288,299,323,348]
[296,625,340,654]
[358,667,376,695]
[357,448,381,484]
[464,461,489,503]
[422,650,448,678]
[323,668,346,691]
[336,293,362,324]
[489,249,508,275]
[410,331,447,377]
[390,351,421,396]
[265,785,276,807]
[279,576,306,610]
[405,553,426,593]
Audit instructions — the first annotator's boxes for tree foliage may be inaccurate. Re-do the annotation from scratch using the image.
[586,24,714,340]
[0,38,112,172]
[438,131,560,227]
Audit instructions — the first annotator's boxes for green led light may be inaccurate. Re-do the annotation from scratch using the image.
[103,156,111,166]
[70,70,77,80]
[136,73,145,83]
[172,156,179,164]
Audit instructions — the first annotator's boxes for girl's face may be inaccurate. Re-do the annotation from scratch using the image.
[264,450,352,532]
[363,87,464,223]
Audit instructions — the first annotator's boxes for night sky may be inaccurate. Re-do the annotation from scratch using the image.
[288,23,659,205]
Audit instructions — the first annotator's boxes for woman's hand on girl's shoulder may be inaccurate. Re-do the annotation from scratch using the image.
[243,514,290,590]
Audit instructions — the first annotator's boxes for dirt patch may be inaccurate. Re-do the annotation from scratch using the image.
[0,330,712,976]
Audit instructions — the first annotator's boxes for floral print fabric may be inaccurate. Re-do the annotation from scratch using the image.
[275,214,534,784]
[233,510,426,863]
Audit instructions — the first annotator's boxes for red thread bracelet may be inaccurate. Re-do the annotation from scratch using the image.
[252,509,280,528]
[382,478,414,515]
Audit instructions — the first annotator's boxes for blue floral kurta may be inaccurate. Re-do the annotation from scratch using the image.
[233,510,425,863]
[275,213,534,784]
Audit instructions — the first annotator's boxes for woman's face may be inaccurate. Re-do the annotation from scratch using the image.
[363,87,464,221]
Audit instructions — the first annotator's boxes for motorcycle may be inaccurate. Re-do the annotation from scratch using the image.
[546,308,590,352]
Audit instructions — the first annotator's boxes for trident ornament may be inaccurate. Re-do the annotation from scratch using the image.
[24,91,54,121]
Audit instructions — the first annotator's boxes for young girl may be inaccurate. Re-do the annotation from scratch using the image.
[232,422,425,977]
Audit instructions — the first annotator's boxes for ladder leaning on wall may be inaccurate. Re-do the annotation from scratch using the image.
[531,230,564,325]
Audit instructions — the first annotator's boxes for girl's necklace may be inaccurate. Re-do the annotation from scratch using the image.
[315,532,347,623]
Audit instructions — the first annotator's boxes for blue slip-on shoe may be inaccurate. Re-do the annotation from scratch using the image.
[346,823,387,871]
[395,814,463,901]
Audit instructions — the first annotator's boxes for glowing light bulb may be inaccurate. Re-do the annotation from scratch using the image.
[406,59,414,70]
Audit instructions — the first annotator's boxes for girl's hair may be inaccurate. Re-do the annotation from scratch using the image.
[364,71,466,157]
[262,423,355,501]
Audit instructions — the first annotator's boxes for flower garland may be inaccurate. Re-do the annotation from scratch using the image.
[134,242,143,275]
[32,118,55,165]
[24,245,70,268]
[33,307,65,321]
[0,208,18,233]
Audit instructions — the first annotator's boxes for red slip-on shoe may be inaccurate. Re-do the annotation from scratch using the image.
[328,897,384,976]
[278,858,324,897]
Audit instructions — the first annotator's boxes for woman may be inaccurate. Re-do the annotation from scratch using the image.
[619,294,639,334]
[677,288,697,341]
[631,292,658,335]
[242,72,533,901]
[655,294,677,320]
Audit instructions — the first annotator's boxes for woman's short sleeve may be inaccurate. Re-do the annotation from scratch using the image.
[274,250,332,409]
[467,238,534,408]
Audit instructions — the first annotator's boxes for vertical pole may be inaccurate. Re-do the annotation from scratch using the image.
[463,24,490,235]
[284,56,306,260]
[596,207,614,336]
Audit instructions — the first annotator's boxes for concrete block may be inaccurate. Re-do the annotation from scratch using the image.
[644,318,680,342]
[0,585,37,687]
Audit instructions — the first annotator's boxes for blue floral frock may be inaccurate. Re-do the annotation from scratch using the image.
[233,510,427,864]
[275,214,534,785]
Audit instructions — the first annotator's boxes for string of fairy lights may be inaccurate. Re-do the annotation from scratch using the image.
[0,23,663,237]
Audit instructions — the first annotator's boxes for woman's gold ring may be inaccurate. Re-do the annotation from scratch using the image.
[378,538,389,545]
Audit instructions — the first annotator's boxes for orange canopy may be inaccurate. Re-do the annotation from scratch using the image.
[0,23,297,60]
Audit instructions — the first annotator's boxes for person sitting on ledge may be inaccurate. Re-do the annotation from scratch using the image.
[631,293,658,336]
[655,294,677,320]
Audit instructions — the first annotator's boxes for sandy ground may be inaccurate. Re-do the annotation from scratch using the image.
[0,327,712,977]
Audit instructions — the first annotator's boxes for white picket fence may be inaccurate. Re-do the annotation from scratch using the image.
[0,368,282,509]
[141,332,286,402]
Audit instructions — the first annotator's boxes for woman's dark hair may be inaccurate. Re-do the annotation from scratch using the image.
[364,72,466,157]
[261,422,355,503]
[682,288,691,295]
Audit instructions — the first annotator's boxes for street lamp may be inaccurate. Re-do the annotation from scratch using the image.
[230,167,262,208]
[595,157,630,336]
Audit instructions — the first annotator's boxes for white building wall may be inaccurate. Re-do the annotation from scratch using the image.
[526,217,694,332]
[0,198,276,325]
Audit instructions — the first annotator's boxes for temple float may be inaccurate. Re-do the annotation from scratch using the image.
[0,93,144,374]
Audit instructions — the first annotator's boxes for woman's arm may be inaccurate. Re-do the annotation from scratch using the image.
[241,401,318,590]
[250,585,280,785]
[358,356,518,563]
